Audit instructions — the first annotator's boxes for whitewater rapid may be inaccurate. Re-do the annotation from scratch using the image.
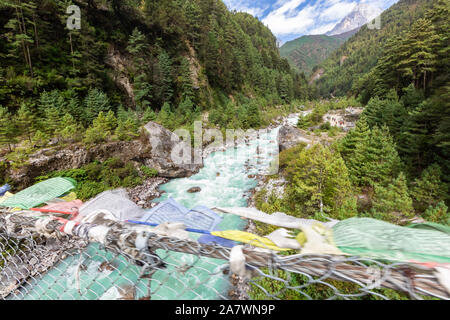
[17,113,301,300]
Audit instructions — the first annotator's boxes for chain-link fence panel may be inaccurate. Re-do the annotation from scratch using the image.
[1,210,449,300]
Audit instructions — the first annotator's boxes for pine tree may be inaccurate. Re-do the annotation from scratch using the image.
[397,103,431,172]
[0,107,17,152]
[348,126,402,188]
[372,173,414,223]
[431,84,450,182]
[44,106,62,138]
[204,31,219,85]
[426,0,450,90]
[15,103,36,143]
[157,102,174,129]
[246,102,261,128]
[83,89,112,125]
[60,113,82,141]
[297,114,312,130]
[142,107,156,123]
[410,164,448,212]
[177,97,194,124]
[396,18,440,90]
[83,112,110,144]
[115,118,140,141]
[127,28,152,111]
[39,90,66,114]
[157,50,174,104]
[423,201,449,226]
[339,114,370,160]
[104,110,118,133]
[66,92,84,125]
[179,57,194,100]
[279,74,293,103]
[184,0,201,48]
[400,84,424,110]
[133,74,152,112]
[32,130,49,148]
[286,144,353,219]
[115,120,130,141]
[126,28,148,56]
[371,36,404,96]
[117,105,130,123]
[3,0,36,77]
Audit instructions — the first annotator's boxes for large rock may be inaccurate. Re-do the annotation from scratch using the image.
[143,121,202,178]
[277,125,312,152]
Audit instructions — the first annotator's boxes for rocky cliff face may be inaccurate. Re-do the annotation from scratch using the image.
[3,122,202,189]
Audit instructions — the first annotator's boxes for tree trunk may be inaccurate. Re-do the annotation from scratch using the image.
[15,6,29,70]
[19,3,33,77]
[423,71,426,91]
[33,13,40,57]
[26,44,33,78]
[69,32,75,70]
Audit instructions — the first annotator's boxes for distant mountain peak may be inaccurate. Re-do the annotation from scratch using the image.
[325,3,382,36]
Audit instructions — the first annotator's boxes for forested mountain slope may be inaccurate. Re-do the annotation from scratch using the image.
[0,0,309,149]
[316,0,449,193]
[280,1,381,76]
[280,34,346,75]
[316,0,436,98]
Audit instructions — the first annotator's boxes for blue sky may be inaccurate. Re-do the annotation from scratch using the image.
[223,0,398,43]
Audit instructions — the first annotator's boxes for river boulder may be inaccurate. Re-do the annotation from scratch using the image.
[277,125,313,152]
[187,187,201,193]
[143,121,202,178]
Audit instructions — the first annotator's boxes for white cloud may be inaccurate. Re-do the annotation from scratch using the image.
[319,1,357,21]
[262,1,316,36]
[223,0,268,17]
[225,0,400,42]
[261,0,362,37]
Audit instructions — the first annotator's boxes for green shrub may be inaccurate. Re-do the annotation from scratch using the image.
[84,162,103,181]
[76,181,107,201]
[278,143,307,171]
[34,158,147,201]
[319,122,331,130]
[423,202,449,225]
[104,157,124,169]
[122,176,143,188]
[140,165,158,178]
[102,173,122,188]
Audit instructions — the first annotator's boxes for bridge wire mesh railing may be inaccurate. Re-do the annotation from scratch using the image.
[0,210,448,300]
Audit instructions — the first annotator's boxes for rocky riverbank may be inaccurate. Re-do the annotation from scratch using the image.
[126,177,169,208]
[2,121,202,190]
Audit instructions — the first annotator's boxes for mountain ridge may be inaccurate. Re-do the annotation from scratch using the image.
[325,3,382,36]
[279,28,359,75]
[279,3,382,75]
